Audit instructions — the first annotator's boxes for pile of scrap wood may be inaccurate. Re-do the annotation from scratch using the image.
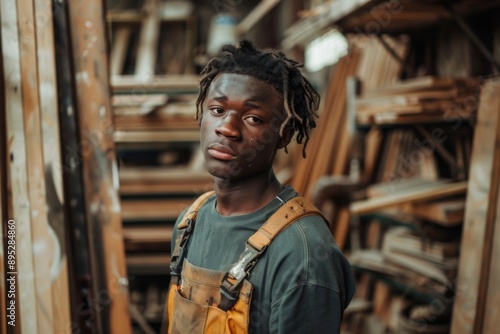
[355,76,481,125]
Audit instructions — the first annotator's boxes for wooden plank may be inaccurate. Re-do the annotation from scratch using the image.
[350,181,468,215]
[111,74,200,93]
[363,76,477,97]
[123,226,173,245]
[121,198,191,221]
[0,24,8,334]
[290,56,346,195]
[382,227,459,261]
[409,199,465,226]
[363,127,383,183]
[126,254,170,274]
[18,0,56,325]
[120,167,212,182]
[67,0,131,332]
[237,0,281,34]
[135,0,160,79]
[334,207,351,250]
[305,55,351,192]
[483,167,500,332]
[113,129,200,143]
[110,25,132,76]
[451,79,500,334]
[1,0,39,330]
[33,0,72,331]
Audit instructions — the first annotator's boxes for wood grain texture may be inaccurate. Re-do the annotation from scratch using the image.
[1,0,39,331]
[67,0,132,332]
[33,0,73,330]
[0,21,8,334]
[350,181,467,215]
[451,79,500,334]
[16,0,57,330]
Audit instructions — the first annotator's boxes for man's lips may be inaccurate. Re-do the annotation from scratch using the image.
[207,143,237,161]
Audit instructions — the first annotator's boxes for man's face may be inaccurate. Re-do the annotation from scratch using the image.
[200,73,290,182]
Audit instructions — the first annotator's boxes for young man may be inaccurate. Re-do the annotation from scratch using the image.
[167,40,355,333]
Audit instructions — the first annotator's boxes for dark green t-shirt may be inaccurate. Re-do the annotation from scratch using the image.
[171,185,355,334]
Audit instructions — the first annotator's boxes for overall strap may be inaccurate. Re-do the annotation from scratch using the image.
[170,191,215,284]
[218,196,326,311]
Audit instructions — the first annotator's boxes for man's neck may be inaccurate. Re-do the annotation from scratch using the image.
[213,171,283,216]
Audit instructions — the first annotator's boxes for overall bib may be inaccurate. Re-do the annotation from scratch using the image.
[167,191,324,334]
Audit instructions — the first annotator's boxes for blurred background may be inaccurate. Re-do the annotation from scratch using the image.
[1,0,500,333]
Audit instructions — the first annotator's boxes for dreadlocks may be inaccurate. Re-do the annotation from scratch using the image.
[196,40,320,158]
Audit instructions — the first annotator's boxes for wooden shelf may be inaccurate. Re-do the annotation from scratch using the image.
[282,0,500,49]
[127,254,170,275]
[113,129,200,143]
[111,75,200,94]
[121,198,193,221]
[119,167,213,195]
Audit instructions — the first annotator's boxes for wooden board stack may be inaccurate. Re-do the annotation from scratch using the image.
[291,34,408,198]
[356,76,481,125]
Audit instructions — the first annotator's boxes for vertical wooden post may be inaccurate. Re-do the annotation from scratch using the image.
[1,0,39,331]
[0,22,8,334]
[15,0,56,330]
[34,0,72,332]
[451,79,500,333]
[66,0,131,332]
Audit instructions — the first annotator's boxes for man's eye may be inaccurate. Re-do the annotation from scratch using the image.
[246,116,264,124]
[210,107,225,115]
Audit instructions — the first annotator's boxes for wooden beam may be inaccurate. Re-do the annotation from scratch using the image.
[113,129,200,143]
[0,18,8,334]
[111,74,200,93]
[135,0,160,79]
[34,0,72,331]
[67,0,131,332]
[350,181,468,215]
[1,0,39,330]
[110,25,131,76]
[52,0,99,331]
[451,79,500,334]
[237,0,281,35]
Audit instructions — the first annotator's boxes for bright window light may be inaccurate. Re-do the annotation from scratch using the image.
[305,29,348,72]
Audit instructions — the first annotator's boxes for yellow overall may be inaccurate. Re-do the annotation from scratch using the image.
[167,191,325,334]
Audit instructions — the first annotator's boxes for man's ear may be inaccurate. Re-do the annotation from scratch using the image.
[277,125,294,149]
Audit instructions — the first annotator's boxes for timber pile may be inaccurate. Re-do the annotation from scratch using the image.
[290,34,408,198]
[347,178,467,333]
[356,76,481,125]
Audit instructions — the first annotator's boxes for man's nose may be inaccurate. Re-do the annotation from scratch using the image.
[216,114,241,140]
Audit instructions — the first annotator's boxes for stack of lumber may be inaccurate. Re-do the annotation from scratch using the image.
[382,227,459,288]
[290,34,408,198]
[356,76,481,125]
